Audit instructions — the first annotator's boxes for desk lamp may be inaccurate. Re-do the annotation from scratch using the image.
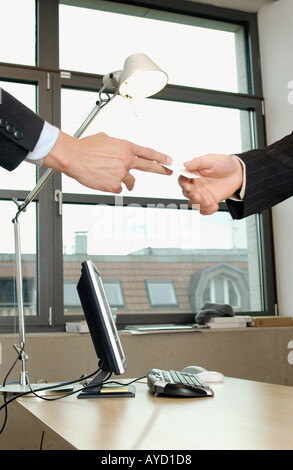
[1,53,168,394]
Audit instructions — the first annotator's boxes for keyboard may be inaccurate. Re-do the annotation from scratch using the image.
[147,368,214,398]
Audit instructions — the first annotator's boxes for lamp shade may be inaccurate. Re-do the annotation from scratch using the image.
[118,53,168,99]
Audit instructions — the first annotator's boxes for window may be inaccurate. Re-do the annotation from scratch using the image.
[192,263,250,312]
[0,0,36,67]
[59,2,248,93]
[146,281,178,308]
[61,89,250,198]
[64,281,81,312]
[104,281,125,308]
[0,0,275,333]
[0,279,35,311]
[0,200,37,319]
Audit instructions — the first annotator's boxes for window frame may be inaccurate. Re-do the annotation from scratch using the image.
[0,0,276,333]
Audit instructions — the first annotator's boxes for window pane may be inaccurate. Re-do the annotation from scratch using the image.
[61,88,251,198]
[146,281,177,307]
[62,203,263,317]
[203,276,240,308]
[64,281,81,312]
[0,201,37,317]
[0,81,37,190]
[0,0,36,66]
[214,276,225,304]
[104,281,124,308]
[228,279,240,308]
[59,2,247,93]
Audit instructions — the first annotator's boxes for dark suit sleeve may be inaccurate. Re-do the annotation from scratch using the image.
[0,88,44,171]
[226,131,293,219]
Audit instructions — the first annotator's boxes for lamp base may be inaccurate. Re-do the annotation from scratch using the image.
[0,382,74,396]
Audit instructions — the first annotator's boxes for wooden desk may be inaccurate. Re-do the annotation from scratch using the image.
[2,377,293,450]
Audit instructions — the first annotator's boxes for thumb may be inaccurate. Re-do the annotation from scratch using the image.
[184,156,210,172]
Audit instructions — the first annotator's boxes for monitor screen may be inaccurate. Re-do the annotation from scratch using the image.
[77,260,127,379]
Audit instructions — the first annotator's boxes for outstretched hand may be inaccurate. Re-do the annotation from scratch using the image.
[43,131,173,193]
[178,154,243,215]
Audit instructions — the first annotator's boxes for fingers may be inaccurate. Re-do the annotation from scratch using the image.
[122,172,135,192]
[132,158,174,175]
[132,143,172,165]
[198,202,219,215]
[130,143,173,174]
[179,176,219,215]
[188,195,219,215]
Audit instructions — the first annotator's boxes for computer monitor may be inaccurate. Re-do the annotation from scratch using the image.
[76,260,131,398]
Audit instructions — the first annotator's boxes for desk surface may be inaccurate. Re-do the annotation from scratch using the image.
[7,377,293,450]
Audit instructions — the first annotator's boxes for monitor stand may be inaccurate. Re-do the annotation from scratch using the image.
[77,369,135,399]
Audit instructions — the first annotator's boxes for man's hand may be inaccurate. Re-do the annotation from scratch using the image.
[178,154,243,215]
[43,131,173,193]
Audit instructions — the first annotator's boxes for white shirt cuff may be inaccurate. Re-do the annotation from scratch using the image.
[229,156,246,201]
[25,121,59,167]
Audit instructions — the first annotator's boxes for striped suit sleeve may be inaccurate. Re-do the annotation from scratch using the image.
[226,131,293,219]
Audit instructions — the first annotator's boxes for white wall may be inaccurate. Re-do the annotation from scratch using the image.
[258,0,293,315]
